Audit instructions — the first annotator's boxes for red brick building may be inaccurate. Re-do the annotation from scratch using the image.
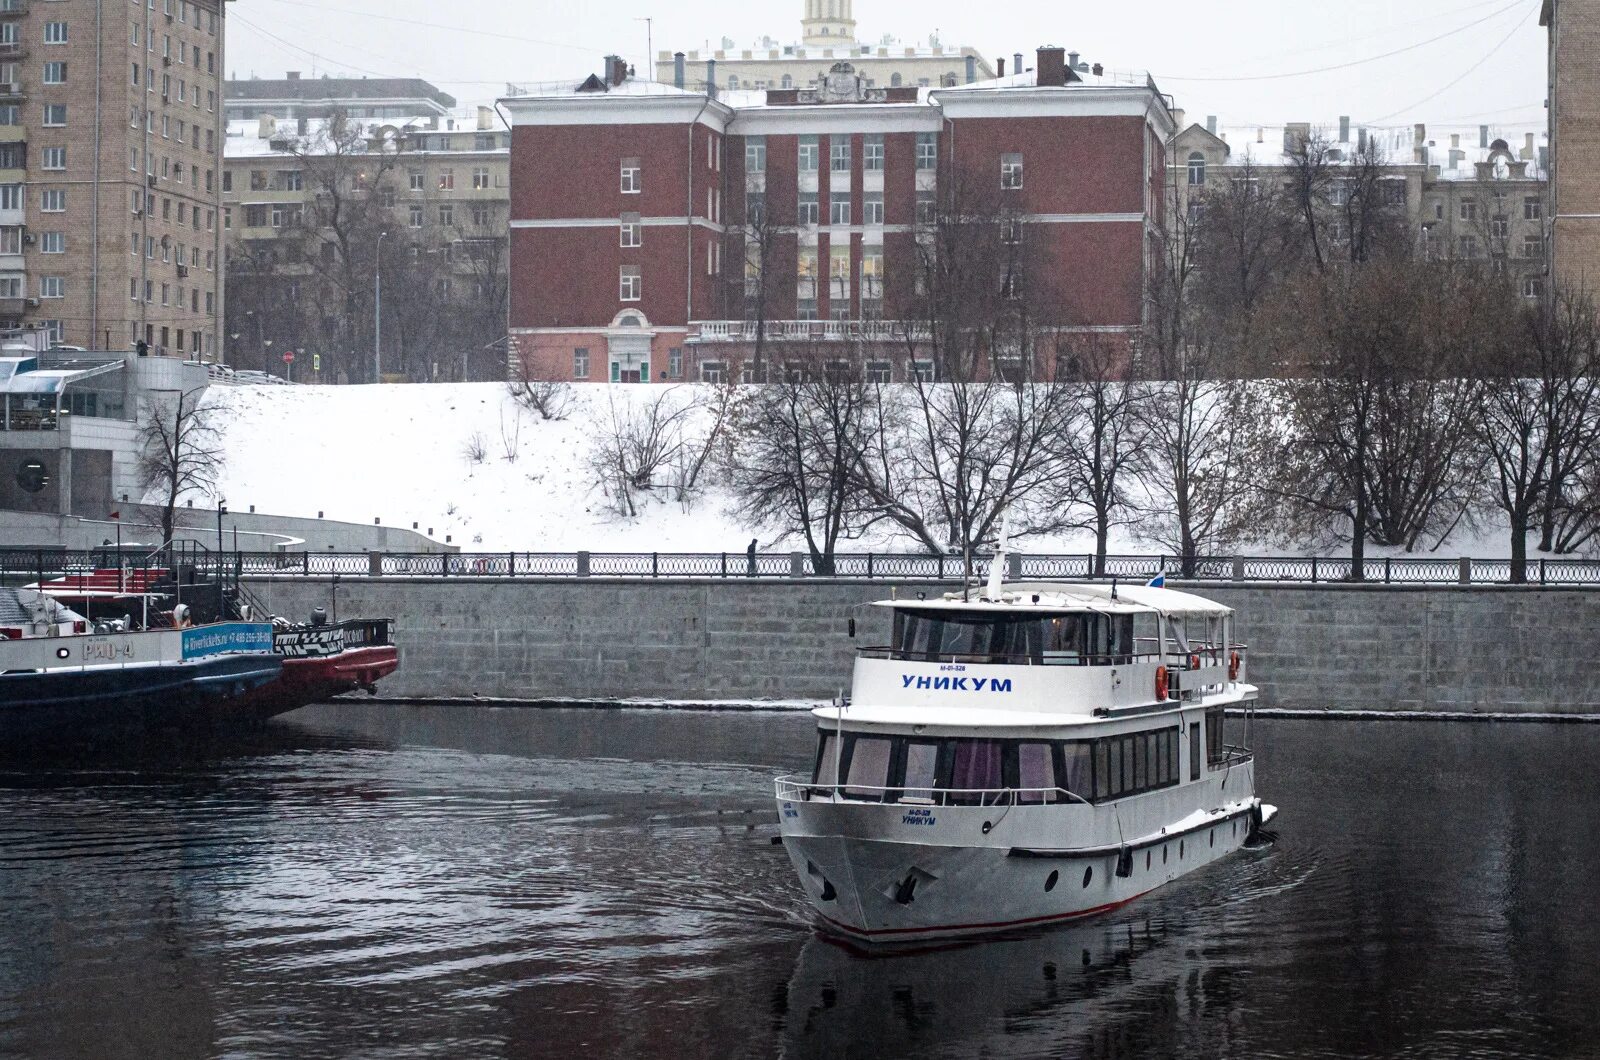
[503,48,1173,383]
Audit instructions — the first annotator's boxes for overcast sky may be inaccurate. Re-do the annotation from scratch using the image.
[227,0,1549,134]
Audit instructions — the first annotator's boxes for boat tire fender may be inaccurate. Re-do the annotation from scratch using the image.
[1228,651,1241,680]
[1155,665,1169,702]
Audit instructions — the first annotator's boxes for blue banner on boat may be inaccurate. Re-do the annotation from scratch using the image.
[181,623,274,660]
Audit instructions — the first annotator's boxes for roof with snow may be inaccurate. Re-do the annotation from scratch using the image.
[226,76,457,111]
[1185,121,1547,181]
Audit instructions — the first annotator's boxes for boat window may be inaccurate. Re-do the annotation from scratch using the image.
[1206,707,1226,765]
[814,733,839,786]
[1093,727,1182,802]
[1063,742,1093,798]
[894,609,1044,663]
[1017,742,1056,803]
[947,739,1003,802]
[1094,741,1111,800]
[1190,723,1202,780]
[902,741,939,801]
[845,736,893,798]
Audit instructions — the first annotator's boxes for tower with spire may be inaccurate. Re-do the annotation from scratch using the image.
[801,0,857,47]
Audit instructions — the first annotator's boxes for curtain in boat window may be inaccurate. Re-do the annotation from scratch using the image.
[815,734,839,786]
[845,737,892,796]
[1063,742,1093,797]
[949,739,1003,796]
[1017,743,1055,803]
[902,742,939,800]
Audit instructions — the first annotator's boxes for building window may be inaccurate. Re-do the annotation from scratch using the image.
[1458,235,1478,258]
[409,205,424,228]
[42,104,66,127]
[43,22,67,45]
[620,265,641,301]
[798,192,819,226]
[409,169,424,192]
[1523,276,1544,299]
[41,189,63,212]
[864,193,884,225]
[1384,180,1406,205]
[472,166,490,190]
[915,190,936,225]
[798,135,819,172]
[573,347,590,379]
[1524,235,1544,259]
[1460,200,1477,222]
[1001,152,1023,190]
[621,157,641,193]
[42,61,66,85]
[1000,265,1021,299]
[620,211,642,247]
[1490,217,1509,240]
[830,193,851,226]
[41,146,64,170]
[438,204,454,226]
[1525,196,1544,221]
[865,360,891,383]
[916,132,937,170]
[911,359,935,383]
[436,168,455,191]
[863,134,885,172]
[1187,152,1206,187]
[862,251,883,299]
[745,136,766,173]
[39,275,63,299]
[830,136,851,172]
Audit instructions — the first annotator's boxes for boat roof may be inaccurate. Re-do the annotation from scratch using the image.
[873,581,1232,618]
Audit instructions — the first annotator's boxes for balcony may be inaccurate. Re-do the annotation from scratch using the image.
[0,296,26,317]
[0,2,25,17]
[0,41,25,61]
[691,319,929,344]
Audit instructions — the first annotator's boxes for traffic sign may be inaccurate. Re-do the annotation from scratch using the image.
[282,350,295,364]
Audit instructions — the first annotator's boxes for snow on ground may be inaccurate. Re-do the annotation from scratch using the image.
[205,382,1530,557]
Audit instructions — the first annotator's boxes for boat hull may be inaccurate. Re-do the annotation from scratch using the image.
[778,787,1266,943]
[0,654,285,742]
[231,645,401,721]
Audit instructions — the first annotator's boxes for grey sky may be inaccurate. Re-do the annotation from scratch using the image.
[228,0,1548,134]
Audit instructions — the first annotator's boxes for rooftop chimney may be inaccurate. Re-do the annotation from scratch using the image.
[286,70,301,81]
[965,53,977,83]
[1091,62,1103,77]
[706,57,717,98]
[1068,50,1081,69]
[1414,122,1427,144]
[1173,107,1186,130]
[1339,115,1350,142]
[1480,125,1489,148]
[997,57,1005,77]
[604,54,627,87]
[1013,52,1024,76]
[1449,148,1465,168]
[1522,132,1535,160]
[257,114,277,139]
[1206,114,1217,135]
[476,105,493,131]
[674,51,686,89]
[1036,45,1066,87]
[1450,132,1460,149]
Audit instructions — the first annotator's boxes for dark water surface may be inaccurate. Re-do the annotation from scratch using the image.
[1,706,1597,1059]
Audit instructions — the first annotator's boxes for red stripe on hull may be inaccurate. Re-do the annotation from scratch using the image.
[233,645,400,720]
[815,889,1152,942]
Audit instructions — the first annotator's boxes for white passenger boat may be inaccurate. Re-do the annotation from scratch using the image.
[774,564,1276,944]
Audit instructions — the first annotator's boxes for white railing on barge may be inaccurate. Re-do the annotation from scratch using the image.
[0,622,273,672]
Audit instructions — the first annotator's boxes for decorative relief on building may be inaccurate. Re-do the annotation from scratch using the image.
[794,62,888,105]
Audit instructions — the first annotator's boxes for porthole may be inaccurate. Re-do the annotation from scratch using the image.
[1045,870,1059,892]
[1082,865,1093,888]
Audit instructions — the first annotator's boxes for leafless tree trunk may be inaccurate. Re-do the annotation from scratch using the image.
[136,389,224,547]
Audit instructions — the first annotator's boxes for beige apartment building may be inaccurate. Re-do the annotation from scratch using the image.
[221,85,510,381]
[0,0,226,357]
[1170,117,1550,299]
[652,0,997,93]
[1542,0,1600,297]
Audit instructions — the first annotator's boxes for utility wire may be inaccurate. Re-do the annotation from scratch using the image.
[250,0,593,54]
[1157,0,1529,82]
[1362,4,1537,124]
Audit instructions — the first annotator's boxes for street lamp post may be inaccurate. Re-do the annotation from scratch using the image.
[375,231,389,384]
[215,499,227,620]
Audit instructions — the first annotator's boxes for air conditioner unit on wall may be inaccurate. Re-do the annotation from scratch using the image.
[21,232,33,245]
[25,297,38,307]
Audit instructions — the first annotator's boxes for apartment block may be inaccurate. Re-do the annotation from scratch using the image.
[1542,0,1600,297]
[0,0,227,357]
[506,47,1171,384]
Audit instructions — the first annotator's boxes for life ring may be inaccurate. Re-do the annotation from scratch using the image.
[1228,651,1241,681]
[1155,665,1169,702]
[1189,653,1201,671]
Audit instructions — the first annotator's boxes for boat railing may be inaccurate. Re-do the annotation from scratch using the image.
[1209,745,1255,769]
[857,647,1164,667]
[775,774,1094,808]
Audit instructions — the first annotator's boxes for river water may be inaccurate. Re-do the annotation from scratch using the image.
[0,706,1596,1059]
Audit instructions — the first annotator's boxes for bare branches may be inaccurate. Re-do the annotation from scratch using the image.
[136,390,224,547]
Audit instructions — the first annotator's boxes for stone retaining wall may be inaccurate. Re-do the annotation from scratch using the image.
[243,577,1600,713]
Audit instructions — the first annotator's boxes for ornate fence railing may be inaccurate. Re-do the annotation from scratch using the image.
[6,549,1600,586]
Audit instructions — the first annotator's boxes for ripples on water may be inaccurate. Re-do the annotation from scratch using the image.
[0,708,1596,1059]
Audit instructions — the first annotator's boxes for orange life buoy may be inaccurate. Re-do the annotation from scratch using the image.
[1228,651,1241,681]
[1155,665,1169,702]
[1189,653,1201,671]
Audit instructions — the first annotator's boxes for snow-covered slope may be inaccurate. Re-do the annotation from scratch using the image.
[204,382,1528,557]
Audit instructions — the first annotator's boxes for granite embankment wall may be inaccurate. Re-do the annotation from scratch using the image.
[244,577,1600,714]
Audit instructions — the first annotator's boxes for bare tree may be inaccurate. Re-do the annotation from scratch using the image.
[507,354,573,421]
[1529,286,1600,555]
[1185,160,1291,356]
[1056,335,1144,574]
[137,389,224,547]
[1281,129,1337,273]
[724,348,879,573]
[587,386,737,517]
